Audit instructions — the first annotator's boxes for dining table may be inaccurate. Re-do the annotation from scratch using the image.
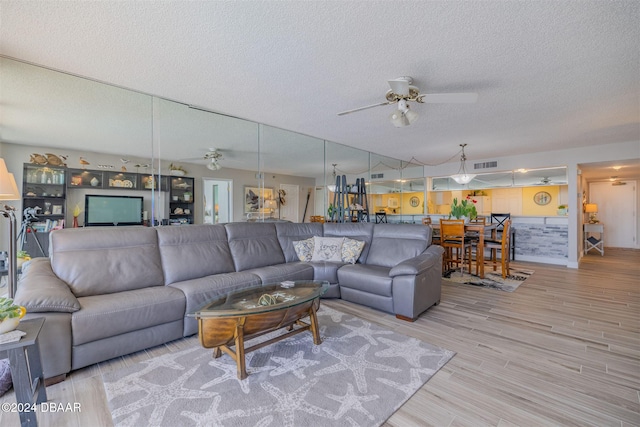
[431,222,497,279]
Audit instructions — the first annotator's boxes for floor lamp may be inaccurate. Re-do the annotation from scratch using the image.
[0,159,21,299]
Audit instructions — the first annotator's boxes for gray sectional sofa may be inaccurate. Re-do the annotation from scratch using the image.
[14,222,443,379]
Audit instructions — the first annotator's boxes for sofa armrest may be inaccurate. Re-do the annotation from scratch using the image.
[14,258,80,313]
[389,245,444,277]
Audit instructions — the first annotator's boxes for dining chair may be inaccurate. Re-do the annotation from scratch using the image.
[491,212,515,260]
[465,216,487,242]
[440,219,473,276]
[483,219,511,278]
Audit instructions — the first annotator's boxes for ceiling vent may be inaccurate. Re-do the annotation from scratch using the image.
[474,161,497,170]
[371,173,384,179]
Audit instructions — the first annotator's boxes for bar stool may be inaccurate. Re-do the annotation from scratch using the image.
[440,219,473,276]
[483,219,511,278]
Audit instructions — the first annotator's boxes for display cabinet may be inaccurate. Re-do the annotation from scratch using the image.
[169,176,195,224]
[22,163,67,256]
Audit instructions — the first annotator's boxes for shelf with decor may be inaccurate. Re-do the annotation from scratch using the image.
[106,171,139,190]
[139,174,168,191]
[67,169,104,188]
[169,176,195,225]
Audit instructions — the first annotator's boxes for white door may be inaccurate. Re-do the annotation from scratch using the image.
[279,184,299,222]
[589,181,637,248]
[203,179,233,224]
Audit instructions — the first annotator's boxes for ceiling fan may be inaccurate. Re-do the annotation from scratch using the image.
[180,148,225,170]
[337,76,478,127]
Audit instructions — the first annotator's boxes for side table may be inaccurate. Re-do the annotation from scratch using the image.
[0,317,47,427]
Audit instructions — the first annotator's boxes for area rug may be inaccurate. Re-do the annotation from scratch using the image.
[443,266,534,292]
[102,306,454,427]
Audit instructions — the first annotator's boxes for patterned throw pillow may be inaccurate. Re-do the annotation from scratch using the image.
[342,238,365,264]
[311,236,345,262]
[293,238,315,262]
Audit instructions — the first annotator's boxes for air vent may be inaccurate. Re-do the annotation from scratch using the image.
[474,161,497,170]
[371,173,384,179]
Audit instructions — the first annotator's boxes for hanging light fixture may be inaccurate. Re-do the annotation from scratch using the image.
[327,163,338,192]
[451,144,476,184]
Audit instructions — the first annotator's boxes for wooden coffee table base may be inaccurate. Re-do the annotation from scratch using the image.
[197,299,322,379]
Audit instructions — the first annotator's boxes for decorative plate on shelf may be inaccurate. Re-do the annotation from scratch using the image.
[123,180,133,188]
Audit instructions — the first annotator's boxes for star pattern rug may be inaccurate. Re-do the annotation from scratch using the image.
[443,266,534,292]
[102,306,454,427]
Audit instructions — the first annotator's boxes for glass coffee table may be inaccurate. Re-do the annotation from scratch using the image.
[189,280,329,379]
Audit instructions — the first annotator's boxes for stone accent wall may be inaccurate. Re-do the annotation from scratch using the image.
[512,223,568,259]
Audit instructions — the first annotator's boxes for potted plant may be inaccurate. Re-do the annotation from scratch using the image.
[449,196,478,221]
[557,205,568,215]
[169,163,187,176]
[16,250,31,269]
[0,297,26,334]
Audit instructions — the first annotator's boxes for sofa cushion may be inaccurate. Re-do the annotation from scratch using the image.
[168,271,262,336]
[275,222,324,262]
[244,262,315,284]
[72,286,186,345]
[323,223,374,263]
[311,236,344,262]
[337,264,393,297]
[157,224,235,285]
[293,238,314,262]
[50,227,165,297]
[309,261,342,284]
[366,224,430,268]
[225,223,285,271]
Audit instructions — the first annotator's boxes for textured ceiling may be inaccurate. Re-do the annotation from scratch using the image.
[0,1,638,177]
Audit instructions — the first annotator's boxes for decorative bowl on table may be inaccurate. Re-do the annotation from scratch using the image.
[0,298,26,334]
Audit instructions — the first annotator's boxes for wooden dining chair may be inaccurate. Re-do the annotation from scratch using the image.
[422,216,440,244]
[483,219,511,278]
[440,219,472,276]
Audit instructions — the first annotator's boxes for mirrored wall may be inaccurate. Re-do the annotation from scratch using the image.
[1,55,570,235]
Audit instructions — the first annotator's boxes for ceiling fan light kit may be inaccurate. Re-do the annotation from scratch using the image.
[337,76,477,128]
[204,148,223,170]
[451,143,476,185]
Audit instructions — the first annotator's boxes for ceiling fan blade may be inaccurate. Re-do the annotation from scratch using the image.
[337,101,391,116]
[417,92,478,103]
[388,78,410,96]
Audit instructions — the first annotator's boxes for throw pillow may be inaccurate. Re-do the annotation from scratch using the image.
[342,238,365,264]
[293,238,315,262]
[311,236,345,262]
[0,359,12,397]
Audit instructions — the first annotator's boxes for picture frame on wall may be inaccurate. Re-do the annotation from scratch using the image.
[244,186,274,214]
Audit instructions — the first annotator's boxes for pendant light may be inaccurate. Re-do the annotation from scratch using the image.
[451,144,476,184]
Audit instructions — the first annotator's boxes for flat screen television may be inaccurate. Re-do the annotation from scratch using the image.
[84,195,144,227]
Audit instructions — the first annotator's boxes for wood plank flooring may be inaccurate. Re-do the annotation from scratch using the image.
[1,249,638,426]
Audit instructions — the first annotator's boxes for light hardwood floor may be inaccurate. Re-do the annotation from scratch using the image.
[1,249,638,426]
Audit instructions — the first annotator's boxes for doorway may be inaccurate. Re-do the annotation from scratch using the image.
[203,178,233,224]
[278,184,299,222]
[589,180,637,248]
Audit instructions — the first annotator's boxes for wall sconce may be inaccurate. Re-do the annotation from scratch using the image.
[0,158,21,298]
